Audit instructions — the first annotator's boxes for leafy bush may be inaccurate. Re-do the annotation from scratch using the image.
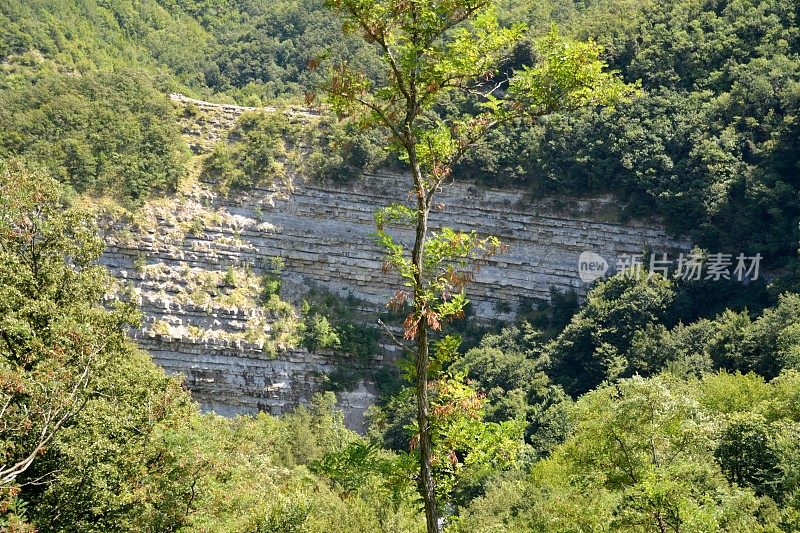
[547,273,677,396]
[307,117,395,184]
[202,111,301,192]
[300,289,379,358]
[304,313,341,352]
[260,257,285,299]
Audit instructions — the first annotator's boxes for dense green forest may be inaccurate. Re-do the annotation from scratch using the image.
[460,0,800,274]
[0,0,380,103]
[1,0,800,531]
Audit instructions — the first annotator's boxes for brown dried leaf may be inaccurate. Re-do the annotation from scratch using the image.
[426,311,441,331]
[403,313,419,340]
[387,290,409,310]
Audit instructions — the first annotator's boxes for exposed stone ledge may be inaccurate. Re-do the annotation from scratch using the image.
[103,100,691,430]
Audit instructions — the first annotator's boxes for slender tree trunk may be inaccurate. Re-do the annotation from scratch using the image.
[415,316,438,533]
[409,154,439,533]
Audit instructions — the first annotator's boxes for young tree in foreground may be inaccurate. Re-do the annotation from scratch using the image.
[323,2,633,530]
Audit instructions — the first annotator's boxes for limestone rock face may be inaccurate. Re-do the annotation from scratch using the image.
[101,98,690,431]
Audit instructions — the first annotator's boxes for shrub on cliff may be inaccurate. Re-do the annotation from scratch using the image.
[202,111,302,193]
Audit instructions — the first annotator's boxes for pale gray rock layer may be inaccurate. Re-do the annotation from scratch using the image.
[102,98,690,430]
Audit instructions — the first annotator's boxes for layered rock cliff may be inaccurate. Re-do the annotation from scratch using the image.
[101,98,690,430]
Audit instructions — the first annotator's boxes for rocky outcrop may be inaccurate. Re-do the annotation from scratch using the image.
[102,99,691,430]
[263,174,689,318]
[138,336,377,428]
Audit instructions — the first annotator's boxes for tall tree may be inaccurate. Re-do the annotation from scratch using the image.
[323,2,632,530]
[0,160,138,490]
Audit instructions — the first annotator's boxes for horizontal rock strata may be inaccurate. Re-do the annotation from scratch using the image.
[103,100,690,429]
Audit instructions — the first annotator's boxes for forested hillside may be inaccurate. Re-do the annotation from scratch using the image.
[460,0,800,276]
[1,0,800,531]
[0,0,379,103]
